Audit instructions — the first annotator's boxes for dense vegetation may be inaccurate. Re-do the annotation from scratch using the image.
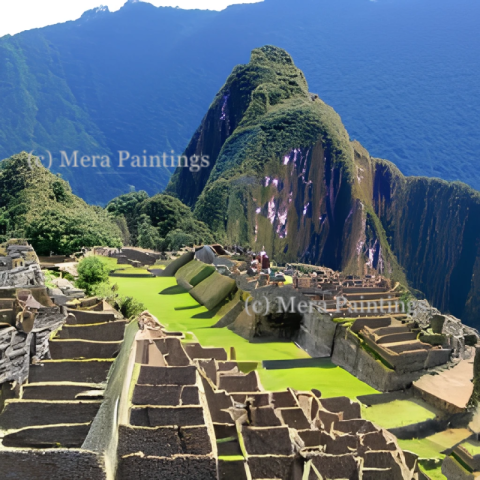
[0,0,479,204]
[106,191,215,251]
[0,152,122,255]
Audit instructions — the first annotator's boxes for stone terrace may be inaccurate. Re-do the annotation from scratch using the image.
[0,303,128,478]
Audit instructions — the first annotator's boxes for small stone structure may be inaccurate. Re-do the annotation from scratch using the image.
[0,272,67,387]
[0,240,44,288]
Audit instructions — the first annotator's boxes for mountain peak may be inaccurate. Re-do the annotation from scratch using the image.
[80,5,110,20]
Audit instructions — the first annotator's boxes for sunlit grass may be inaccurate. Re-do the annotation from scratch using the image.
[361,399,437,429]
[112,273,379,398]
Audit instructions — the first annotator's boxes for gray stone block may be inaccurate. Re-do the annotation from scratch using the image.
[0,450,105,480]
[242,426,293,455]
[3,424,90,448]
[28,360,112,384]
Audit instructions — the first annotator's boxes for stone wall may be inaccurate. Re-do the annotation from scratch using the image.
[0,305,66,385]
[331,325,424,392]
[0,264,44,288]
[295,311,337,358]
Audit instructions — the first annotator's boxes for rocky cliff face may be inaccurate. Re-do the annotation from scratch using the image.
[371,158,480,323]
[167,46,480,327]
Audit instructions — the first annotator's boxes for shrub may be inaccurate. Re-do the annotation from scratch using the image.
[117,296,146,319]
[76,257,110,295]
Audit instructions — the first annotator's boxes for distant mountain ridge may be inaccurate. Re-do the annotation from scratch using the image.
[1,0,479,203]
[167,46,480,328]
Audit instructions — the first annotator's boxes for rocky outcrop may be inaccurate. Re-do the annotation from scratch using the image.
[372,159,480,325]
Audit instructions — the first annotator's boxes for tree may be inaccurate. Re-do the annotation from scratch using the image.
[112,215,131,246]
[0,153,123,255]
[106,190,149,244]
[164,229,195,251]
[76,257,111,295]
[137,214,163,251]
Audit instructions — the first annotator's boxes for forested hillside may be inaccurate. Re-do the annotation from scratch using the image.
[0,152,122,254]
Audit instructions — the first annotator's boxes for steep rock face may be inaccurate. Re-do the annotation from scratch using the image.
[372,158,480,323]
[167,46,480,326]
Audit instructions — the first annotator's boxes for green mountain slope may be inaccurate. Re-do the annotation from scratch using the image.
[167,46,480,327]
[0,152,122,255]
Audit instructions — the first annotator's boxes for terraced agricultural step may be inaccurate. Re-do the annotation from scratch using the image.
[117,453,217,480]
[0,400,101,430]
[344,292,400,301]
[29,360,113,384]
[2,423,91,448]
[66,309,117,325]
[385,341,431,353]
[132,385,200,406]
[49,339,122,359]
[117,425,212,457]
[373,326,411,336]
[137,365,197,386]
[22,383,104,401]
[0,450,105,479]
[342,288,388,294]
[56,321,127,342]
[130,406,205,427]
[376,333,418,345]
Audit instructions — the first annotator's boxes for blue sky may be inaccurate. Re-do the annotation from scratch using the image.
[0,0,262,37]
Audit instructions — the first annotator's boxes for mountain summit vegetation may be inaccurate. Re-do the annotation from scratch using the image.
[167,45,480,327]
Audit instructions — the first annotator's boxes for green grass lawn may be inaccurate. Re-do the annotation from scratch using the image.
[258,362,377,398]
[399,438,446,460]
[96,256,152,275]
[399,428,474,464]
[419,463,447,480]
[96,256,119,270]
[361,399,437,429]
[460,439,480,456]
[111,270,378,398]
[112,268,152,275]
